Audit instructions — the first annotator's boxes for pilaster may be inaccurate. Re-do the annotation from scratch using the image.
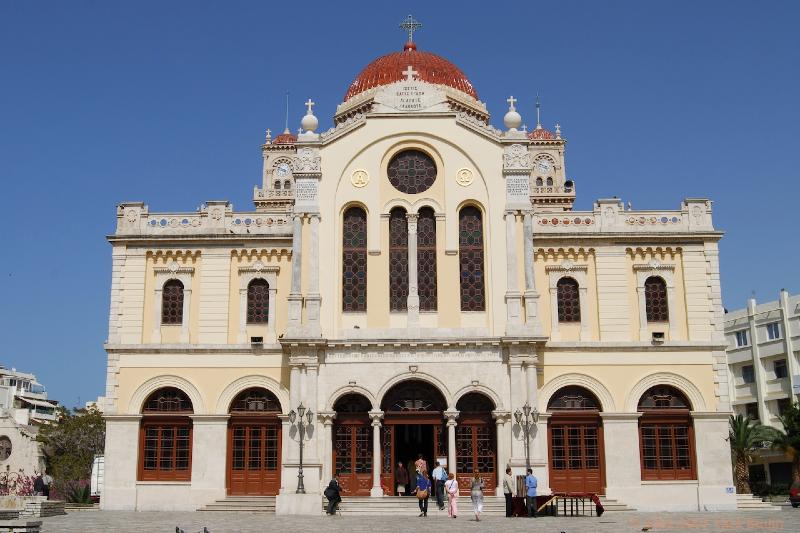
[406,213,420,329]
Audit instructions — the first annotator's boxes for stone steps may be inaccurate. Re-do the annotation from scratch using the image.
[598,496,635,512]
[198,496,276,513]
[327,496,506,516]
[735,494,781,511]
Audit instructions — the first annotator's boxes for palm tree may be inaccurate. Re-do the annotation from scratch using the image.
[772,399,800,483]
[727,414,777,494]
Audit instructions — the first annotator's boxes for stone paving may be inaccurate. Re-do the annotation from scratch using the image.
[38,509,798,533]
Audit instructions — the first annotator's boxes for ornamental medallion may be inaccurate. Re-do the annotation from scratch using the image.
[456,167,474,186]
[351,169,370,188]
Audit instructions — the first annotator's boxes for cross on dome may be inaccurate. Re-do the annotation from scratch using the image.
[403,65,418,81]
[399,14,422,43]
[506,95,517,110]
[305,98,315,114]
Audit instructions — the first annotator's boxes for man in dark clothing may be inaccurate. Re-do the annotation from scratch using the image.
[33,474,45,496]
[324,473,342,515]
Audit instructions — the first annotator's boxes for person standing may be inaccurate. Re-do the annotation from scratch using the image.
[444,472,459,518]
[324,473,342,515]
[414,453,427,476]
[395,462,410,496]
[414,469,431,517]
[431,462,446,510]
[33,473,44,496]
[525,468,538,517]
[41,471,53,499]
[470,474,484,522]
[502,467,515,517]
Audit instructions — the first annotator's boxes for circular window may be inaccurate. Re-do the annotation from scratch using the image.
[387,150,437,194]
[0,436,11,461]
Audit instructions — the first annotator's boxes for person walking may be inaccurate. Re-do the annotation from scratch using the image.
[324,473,342,515]
[414,469,431,517]
[395,462,410,496]
[414,453,427,476]
[470,473,485,521]
[431,462,447,510]
[444,472,459,518]
[525,468,538,517]
[502,467,515,517]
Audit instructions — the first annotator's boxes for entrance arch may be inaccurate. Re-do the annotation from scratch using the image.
[333,393,373,496]
[455,392,497,495]
[226,387,282,495]
[547,386,605,494]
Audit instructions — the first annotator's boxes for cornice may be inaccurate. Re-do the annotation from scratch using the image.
[104,343,283,355]
[544,341,728,352]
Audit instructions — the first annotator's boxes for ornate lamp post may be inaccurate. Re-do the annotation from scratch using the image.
[514,402,540,470]
[288,403,314,494]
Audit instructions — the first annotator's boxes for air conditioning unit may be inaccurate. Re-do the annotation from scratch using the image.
[651,331,665,345]
[250,336,264,349]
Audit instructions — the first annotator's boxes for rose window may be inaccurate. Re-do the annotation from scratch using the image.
[387,150,437,194]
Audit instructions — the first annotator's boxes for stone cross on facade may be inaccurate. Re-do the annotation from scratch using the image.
[305,99,315,114]
[403,65,418,82]
[507,95,517,110]
[399,14,422,43]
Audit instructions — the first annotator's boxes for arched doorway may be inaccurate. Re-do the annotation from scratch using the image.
[547,386,605,494]
[638,385,696,480]
[380,380,448,495]
[226,387,282,495]
[455,392,497,495]
[333,393,373,496]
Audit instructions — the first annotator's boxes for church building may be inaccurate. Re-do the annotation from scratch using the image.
[102,24,735,513]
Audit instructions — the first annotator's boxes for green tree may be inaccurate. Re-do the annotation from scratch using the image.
[36,406,105,485]
[772,399,800,482]
[727,414,777,494]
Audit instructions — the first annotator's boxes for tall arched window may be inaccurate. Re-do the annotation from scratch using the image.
[247,279,269,324]
[644,276,669,322]
[417,207,438,311]
[342,207,368,312]
[459,206,485,311]
[161,280,184,325]
[389,207,408,311]
[638,385,695,480]
[556,277,581,322]
[139,387,193,481]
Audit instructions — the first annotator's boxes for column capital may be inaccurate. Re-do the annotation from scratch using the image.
[368,410,384,425]
[317,411,337,425]
[308,213,321,221]
[444,410,459,424]
[492,410,512,423]
[405,212,419,221]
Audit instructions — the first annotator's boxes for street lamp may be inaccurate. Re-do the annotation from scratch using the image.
[514,402,540,470]
[288,403,314,494]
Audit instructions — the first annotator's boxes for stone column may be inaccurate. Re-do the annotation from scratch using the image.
[504,211,523,332]
[531,412,551,494]
[190,415,229,505]
[578,285,589,341]
[525,358,539,410]
[369,411,384,497]
[238,288,248,343]
[666,283,678,338]
[507,356,527,464]
[444,411,459,474]
[304,363,319,462]
[548,286,560,341]
[406,213,420,328]
[318,412,336,483]
[493,411,511,495]
[180,288,191,343]
[267,285,278,342]
[152,287,163,343]
[287,213,303,329]
[288,365,301,462]
[522,211,541,333]
[305,214,322,334]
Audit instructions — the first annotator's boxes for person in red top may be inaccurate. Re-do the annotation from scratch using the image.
[414,453,427,475]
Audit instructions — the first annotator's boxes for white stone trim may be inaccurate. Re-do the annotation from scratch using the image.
[152,263,194,343]
[451,383,504,410]
[128,375,205,415]
[633,261,677,339]
[325,384,377,411]
[237,262,280,343]
[624,372,707,412]
[538,373,616,412]
[214,375,290,415]
[375,372,453,409]
[546,262,590,341]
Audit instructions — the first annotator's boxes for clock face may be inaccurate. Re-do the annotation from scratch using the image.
[275,163,291,177]
[536,160,552,173]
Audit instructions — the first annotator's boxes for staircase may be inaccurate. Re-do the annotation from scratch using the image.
[598,496,634,512]
[198,496,276,513]
[735,494,781,511]
[327,496,505,516]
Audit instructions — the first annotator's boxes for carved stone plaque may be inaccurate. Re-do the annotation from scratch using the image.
[506,176,530,204]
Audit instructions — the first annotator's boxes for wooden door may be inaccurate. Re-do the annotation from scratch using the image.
[380,425,394,494]
[333,423,372,495]
[227,421,281,495]
[548,417,604,494]
[455,422,496,495]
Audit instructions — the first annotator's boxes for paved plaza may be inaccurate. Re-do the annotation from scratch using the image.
[38,510,798,533]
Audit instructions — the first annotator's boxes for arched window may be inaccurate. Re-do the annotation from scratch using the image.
[139,387,193,481]
[556,277,581,322]
[284,180,291,190]
[342,207,367,312]
[389,208,408,311]
[459,206,485,311]
[274,180,281,190]
[246,279,269,324]
[644,276,669,322]
[546,177,554,186]
[417,207,438,311]
[535,177,543,187]
[387,150,437,194]
[638,385,695,480]
[161,280,184,325]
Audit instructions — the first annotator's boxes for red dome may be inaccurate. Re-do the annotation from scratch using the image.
[272,130,297,145]
[344,43,478,102]
[528,127,555,140]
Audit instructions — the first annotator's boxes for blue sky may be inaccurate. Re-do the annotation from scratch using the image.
[1,1,798,406]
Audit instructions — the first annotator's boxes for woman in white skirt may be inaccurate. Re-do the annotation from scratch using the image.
[470,474,485,521]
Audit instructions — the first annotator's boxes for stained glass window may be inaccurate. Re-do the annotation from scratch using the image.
[389,208,408,311]
[246,279,269,324]
[556,277,581,322]
[342,207,367,312]
[161,279,184,325]
[644,276,669,322]
[417,207,438,311]
[459,206,485,311]
[387,150,437,194]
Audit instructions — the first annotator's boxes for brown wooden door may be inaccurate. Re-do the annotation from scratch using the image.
[227,421,281,495]
[455,422,496,495]
[548,417,604,494]
[333,423,372,495]
[380,425,394,494]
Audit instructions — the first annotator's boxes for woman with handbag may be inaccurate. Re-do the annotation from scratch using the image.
[414,469,431,517]
[444,472,459,518]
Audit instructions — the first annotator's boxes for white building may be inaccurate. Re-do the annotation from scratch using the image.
[724,289,800,486]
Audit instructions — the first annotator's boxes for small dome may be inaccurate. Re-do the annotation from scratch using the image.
[272,130,297,145]
[344,43,477,102]
[528,127,555,140]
